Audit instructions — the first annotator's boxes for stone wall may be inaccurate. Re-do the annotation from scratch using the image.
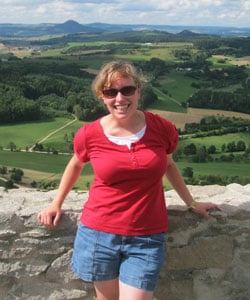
[0,184,250,300]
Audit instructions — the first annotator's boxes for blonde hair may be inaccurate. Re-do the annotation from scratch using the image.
[92,61,142,98]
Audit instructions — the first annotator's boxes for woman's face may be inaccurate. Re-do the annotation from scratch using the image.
[101,75,141,120]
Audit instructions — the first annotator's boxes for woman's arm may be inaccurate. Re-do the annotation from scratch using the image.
[37,154,84,227]
[165,154,220,218]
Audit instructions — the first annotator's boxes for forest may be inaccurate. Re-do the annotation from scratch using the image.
[0,31,250,125]
[0,28,250,189]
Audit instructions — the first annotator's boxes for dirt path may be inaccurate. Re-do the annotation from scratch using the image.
[153,87,183,106]
[29,116,77,151]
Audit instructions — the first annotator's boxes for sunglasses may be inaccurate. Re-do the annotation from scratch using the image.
[102,86,137,98]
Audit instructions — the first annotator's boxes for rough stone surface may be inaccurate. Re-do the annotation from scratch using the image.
[0,184,250,300]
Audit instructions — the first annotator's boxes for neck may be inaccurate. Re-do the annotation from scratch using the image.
[102,110,145,136]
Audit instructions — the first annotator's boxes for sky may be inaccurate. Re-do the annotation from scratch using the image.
[0,0,250,27]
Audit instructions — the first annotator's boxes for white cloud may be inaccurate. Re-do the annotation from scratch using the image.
[0,0,249,26]
[243,0,250,9]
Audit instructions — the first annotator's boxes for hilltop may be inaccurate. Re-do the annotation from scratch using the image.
[0,20,250,37]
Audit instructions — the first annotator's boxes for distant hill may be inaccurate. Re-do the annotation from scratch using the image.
[51,20,103,34]
[177,30,202,37]
[0,20,249,37]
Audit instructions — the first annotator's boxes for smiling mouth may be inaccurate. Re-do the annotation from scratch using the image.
[114,104,130,111]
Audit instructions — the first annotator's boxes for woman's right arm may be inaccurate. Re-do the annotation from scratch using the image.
[37,154,84,228]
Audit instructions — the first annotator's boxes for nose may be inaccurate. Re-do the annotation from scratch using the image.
[115,91,125,100]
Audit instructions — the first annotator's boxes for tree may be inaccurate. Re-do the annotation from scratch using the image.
[4,180,15,189]
[192,146,208,163]
[227,141,236,152]
[139,85,158,109]
[8,142,17,151]
[208,145,216,154]
[33,143,44,151]
[9,168,24,182]
[236,140,246,151]
[0,166,7,175]
[197,146,207,162]
[183,143,197,156]
[182,167,193,178]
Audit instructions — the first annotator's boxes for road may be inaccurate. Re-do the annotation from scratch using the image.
[28,116,77,152]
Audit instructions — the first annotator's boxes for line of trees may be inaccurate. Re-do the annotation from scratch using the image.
[194,37,250,57]
[187,89,250,114]
[0,166,24,189]
[184,116,250,135]
[0,57,160,124]
[178,140,249,162]
[182,166,250,186]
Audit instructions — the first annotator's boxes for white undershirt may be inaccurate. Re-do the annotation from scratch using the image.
[105,126,146,149]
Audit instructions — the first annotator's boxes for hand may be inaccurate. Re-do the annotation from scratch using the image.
[37,204,62,228]
[191,202,221,219]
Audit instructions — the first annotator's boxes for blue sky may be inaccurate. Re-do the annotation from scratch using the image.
[1,0,249,27]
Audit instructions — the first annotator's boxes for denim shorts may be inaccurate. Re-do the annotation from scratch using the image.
[71,223,166,291]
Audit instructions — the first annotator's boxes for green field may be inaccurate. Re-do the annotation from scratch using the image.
[151,70,197,112]
[1,115,249,189]
[0,151,71,173]
[0,150,93,175]
[0,150,93,190]
[1,40,249,189]
[0,117,84,151]
[177,161,250,179]
[1,149,249,191]
[178,132,250,151]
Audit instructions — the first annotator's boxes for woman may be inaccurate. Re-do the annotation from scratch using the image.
[37,61,220,300]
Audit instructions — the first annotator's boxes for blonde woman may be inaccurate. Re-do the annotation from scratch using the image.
[38,61,220,300]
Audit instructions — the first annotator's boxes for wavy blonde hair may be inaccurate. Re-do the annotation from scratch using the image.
[92,61,142,98]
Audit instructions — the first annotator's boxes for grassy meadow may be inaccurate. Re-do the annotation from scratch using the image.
[1,113,250,190]
[1,144,249,190]
[1,41,250,189]
[0,117,83,150]
[179,132,250,150]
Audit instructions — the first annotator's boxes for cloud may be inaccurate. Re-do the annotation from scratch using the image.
[0,0,249,26]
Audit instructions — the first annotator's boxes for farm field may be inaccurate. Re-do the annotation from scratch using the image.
[151,108,250,131]
[1,36,250,189]
[1,108,250,151]
[1,149,249,190]
[0,117,83,151]
[210,55,250,67]
[0,151,93,190]
[178,132,250,150]
[1,108,250,188]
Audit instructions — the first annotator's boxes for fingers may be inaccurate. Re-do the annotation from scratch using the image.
[193,207,209,219]
[214,204,222,211]
[202,211,210,219]
[193,202,221,219]
[37,209,61,228]
[52,212,62,227]
[37,212,52,227]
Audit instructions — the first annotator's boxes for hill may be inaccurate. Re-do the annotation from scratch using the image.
[0,20,250,37]
[51,20,103,34]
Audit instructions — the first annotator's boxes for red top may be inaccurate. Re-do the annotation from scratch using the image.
[74,111,178,235]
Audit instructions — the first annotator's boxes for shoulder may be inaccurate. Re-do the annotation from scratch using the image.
[75,119,100,139]
[144,111,176,131]
[144,111,179,153]
[73,119,102,162]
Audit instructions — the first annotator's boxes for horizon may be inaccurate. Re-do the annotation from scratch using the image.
[0,1,249,28]
[0,20,249,29]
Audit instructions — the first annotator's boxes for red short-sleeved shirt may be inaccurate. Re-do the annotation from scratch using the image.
[74,111,178,235]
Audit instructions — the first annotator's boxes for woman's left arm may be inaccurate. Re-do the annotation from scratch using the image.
[165,154,221,218]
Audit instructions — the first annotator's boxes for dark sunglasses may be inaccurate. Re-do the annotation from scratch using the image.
[102,86,137,98]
